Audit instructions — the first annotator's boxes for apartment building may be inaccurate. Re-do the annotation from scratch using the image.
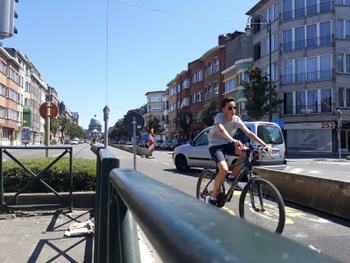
[247,0,350,155]
[0,48,21,146]
[144,90,166,135]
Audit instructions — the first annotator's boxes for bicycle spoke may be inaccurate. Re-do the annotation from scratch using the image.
[239,179,285,234]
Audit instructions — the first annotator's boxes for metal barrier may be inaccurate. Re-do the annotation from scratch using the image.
[0,146,73,212]
[95,147,339,263]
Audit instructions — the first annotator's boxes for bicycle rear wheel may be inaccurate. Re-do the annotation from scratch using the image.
[196,170,225,206]
[239,178,285,234]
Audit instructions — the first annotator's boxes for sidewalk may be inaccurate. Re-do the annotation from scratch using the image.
[0,209,93,263]
[0,209,161,263]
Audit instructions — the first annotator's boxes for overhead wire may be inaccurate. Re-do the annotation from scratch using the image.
[109,0,245,24]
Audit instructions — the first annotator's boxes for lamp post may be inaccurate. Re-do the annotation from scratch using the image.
[245,14,272,122]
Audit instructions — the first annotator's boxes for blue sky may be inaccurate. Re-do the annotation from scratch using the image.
[3,0,258,130]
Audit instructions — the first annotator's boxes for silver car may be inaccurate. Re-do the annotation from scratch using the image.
[172,121,287,172]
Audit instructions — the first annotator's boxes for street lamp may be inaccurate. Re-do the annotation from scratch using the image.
[245,14,272,122]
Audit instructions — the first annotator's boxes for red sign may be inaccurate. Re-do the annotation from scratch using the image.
[39,102,58,119]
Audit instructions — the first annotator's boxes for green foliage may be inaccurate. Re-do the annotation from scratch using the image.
[174,111,192,133]
[199,101,219,126]
[2,157,96,193]
[242,64,283,121]
[144,114,162,134]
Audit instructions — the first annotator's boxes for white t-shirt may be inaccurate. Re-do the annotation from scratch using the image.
[208,113,245,147]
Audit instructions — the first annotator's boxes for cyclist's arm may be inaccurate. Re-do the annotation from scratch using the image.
[240,126,273,154]
[216,123,243,149]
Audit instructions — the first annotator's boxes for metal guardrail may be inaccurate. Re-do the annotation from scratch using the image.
[0,146,73,212]
[94,147,340,263]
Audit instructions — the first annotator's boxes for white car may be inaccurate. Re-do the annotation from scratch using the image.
[172,121,287,172]
[70,139,79,145]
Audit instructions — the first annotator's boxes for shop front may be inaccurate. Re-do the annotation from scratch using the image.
[284,122,336,154]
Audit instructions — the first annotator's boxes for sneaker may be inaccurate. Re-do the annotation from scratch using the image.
[208,197,217,206]
[225,176,236,183]
[225,176,243,191]
[235,183,244,191]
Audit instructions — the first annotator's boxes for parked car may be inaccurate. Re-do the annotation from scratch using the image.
[64,139,71,145]
[155,140,163,149]
[70,139,79,145]
[169,138,185,150]
[172,121,287,172]
[160,140,171,150]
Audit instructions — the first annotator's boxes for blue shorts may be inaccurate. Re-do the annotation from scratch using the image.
[209,143,237,164]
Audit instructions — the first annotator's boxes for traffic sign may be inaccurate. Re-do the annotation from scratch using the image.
[123,112,144,134]
[39,102,58,119]
[149,133,154,153]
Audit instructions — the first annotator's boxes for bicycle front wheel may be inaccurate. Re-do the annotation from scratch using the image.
[239,178,285,234]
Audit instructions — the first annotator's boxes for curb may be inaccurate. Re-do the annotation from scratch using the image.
[254,167,350,220]
[3,191,95,210]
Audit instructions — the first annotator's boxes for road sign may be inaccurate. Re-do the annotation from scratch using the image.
[39,102,58,119]
[123,112,144,134]
[149,133,154,153]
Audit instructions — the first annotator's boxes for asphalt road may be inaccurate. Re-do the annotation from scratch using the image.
[3,144,349,262]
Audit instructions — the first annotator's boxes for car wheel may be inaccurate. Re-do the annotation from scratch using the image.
[175,155,189,172]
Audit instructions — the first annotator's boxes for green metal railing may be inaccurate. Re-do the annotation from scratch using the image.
[94,147,340,263]
[0,146,73,212]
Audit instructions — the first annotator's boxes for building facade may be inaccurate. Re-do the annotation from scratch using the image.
[247,0,350,155]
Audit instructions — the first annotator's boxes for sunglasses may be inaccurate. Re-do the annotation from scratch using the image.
[227,106,237,110]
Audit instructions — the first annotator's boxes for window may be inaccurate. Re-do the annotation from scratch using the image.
[306,0,317,15]
[213,82,219,96]
[192,70,203,84]
[213,58,219,73]
[282,61,293,83]
[337,54,350,73]
[282,29,293,52]
[283,88,331,114]
[208,84,213,99]
[320,21,331,45]
[295,0,305,18]
[182,79,190,89]
[192,93,196,103]
[224,78,236,93]
[284,92,293,114]
[307,24,317,47]
[339,88,350,107]
[338,20,350,39]
[321,89,332,112]
[197,91,202,102]
[336,0,350,5]
[282,0,293,21]
[295,26,305,50]
[208,61,213,76]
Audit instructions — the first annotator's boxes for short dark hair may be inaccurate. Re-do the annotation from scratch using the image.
[221,97,235,108]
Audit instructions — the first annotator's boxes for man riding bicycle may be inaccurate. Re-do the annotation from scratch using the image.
[208,97,272,206]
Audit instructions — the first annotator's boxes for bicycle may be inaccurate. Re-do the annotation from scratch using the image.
[196,144,285,234]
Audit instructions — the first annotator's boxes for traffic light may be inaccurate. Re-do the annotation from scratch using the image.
[0,0,18,40]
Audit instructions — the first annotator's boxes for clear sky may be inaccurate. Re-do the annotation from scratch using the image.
[3,0,259,130]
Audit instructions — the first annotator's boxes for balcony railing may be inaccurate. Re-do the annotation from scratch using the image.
[281,35,332,53]
[282,69,332,84]
[284,104,332,115]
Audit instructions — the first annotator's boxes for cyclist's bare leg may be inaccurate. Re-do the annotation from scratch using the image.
[231,149,246,177]
[211,160,228,199]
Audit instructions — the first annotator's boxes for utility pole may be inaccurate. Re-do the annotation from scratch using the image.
[336,110,342,159]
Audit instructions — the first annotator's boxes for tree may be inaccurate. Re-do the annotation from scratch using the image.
[144,114,162,134]
[57,116,71,143]
[174,111,192,136]
[199,101,219,127]
[242,64,282,121]
[50,118,60,140]
[109,121,129,141]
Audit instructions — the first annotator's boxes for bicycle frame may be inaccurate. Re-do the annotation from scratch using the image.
[223,147,259,203]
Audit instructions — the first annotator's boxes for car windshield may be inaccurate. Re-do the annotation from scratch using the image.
[257,126,284,144]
